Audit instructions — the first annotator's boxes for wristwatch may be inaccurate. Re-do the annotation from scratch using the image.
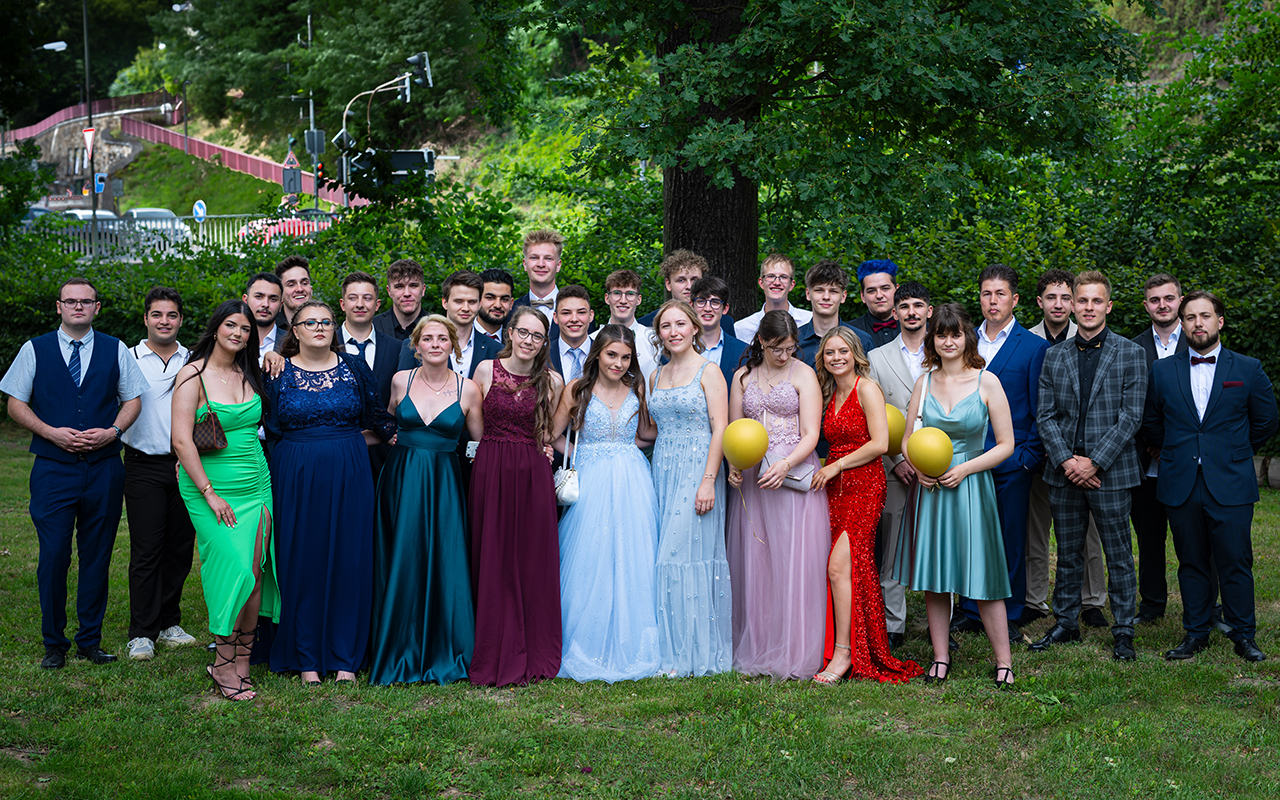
[111,425,123,439]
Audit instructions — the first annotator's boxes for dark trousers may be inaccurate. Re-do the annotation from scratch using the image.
[961,466,1032,623]
[1168,470,1256,640]
[123,448,196,641]
[30,455,125,650]
[1048,484,1137,637]
[1130,475,1169,617]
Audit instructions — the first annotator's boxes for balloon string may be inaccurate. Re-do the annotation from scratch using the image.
[737,483,766,545]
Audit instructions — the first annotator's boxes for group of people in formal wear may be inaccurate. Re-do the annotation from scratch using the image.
[6,228,1275,698]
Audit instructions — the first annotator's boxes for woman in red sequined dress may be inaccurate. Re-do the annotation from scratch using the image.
[810,328,922,684]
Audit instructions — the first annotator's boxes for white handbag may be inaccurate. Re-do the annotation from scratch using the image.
[553,425,580,506]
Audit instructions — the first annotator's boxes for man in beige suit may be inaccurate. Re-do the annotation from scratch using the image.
[867,281,932,648]
[1024,269,1109,628]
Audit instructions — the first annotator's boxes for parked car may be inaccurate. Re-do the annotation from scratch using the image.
[238,207,338,244]
[59,209,123,252]
[123,207,192,248]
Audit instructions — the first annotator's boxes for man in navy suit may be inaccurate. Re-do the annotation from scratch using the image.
[639,250,737,337]
[795,260,874,365]
[548,285,596,379]
[339,271,400,479]
[951,265,1049,643]
[689,277,747,390]
[397,270,501,376]
[1143,291,1277,662]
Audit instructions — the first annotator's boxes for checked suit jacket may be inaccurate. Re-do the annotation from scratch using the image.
[1037,329,1147,491]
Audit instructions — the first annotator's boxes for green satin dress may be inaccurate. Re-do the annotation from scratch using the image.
[178,396,280,637]
[894,372,1011,600]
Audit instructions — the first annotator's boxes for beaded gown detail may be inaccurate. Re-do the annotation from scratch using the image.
[726,363,829,679]
[893,372,1010,599]
[369,372,475,685]
[557,390,661,682]
[468,360,561,687]
[264,355,396,675]
[650,360,731,677]
[823,377,922,683]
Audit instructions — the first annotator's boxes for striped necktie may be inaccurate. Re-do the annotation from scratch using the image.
[69,340,84,386]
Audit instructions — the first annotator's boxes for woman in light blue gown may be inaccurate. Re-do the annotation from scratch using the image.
[551,324,662,682]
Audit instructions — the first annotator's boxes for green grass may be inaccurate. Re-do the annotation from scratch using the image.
[0,420,1276,799]
[115,143,285,217]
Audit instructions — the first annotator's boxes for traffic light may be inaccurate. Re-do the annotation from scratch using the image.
[316,161,325,181]
[396,75,410,103]
[407,52,431,88]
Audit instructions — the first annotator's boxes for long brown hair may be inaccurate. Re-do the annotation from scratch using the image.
[279,300,344,358]
[739,309,799,389]
[922,303,985,371]
[814,326,871,407]
[569,324,648,431]
[495,306,558,445]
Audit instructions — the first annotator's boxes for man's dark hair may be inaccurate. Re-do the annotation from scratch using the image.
[144,286,184,316]
[274,255,310,277]
[894,281,930,306]
[441,270,483,301]
[804,259,847,289]
[691,276,730,301]
[1035,269,1076,297]
[479,268,515,290]
[1144,273,1182,296]
[1180,289,1225,319]
[387,259,424,284]
[244,271,282,295]
[341,271,379,293]
[556,284,591,308]
[59,276,98,301]
[978,263,1020,293]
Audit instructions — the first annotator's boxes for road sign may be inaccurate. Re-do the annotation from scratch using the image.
[111,178,124,198]
[94,173,107,194]
[192,199,207,223]
[282,168,302,194]
[83,128,95,159]
[282,150,301,168]
[304,130,326,156]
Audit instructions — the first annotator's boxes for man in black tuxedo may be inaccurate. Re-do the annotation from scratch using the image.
[340,271,400,479]
[1142,291,1277,662]
[372,259,427,341]
[1130,273,1189,624]
[848,259,900,350]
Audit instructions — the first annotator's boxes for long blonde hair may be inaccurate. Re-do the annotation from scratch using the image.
[815,327,871,407]
[650,299,705,360]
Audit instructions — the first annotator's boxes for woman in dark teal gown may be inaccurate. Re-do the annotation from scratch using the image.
[369,316,485,685]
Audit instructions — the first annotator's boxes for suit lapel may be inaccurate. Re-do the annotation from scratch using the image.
[1201,349,1231,424]
[1057,341,1081,412]
[985,322,1019,375]
[883,335,914,396]
[1087,336,1119,409]
[1174,350,1195,423]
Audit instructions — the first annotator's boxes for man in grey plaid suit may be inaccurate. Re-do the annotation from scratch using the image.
[1030,270,1146,661]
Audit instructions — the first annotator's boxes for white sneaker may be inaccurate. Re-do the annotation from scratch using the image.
[157,625,198,647]
[127,637,155,661]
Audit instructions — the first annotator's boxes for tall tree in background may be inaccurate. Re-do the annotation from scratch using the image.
[541,0,1150,310]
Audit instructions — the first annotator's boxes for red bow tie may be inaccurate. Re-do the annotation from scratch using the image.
[1191,355,1216,365]
[872,318,899,333]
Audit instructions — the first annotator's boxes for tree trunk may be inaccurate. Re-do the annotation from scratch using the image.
[658,1,760,316]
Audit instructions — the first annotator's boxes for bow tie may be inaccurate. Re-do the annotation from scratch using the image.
[1191,355,1216,365]
[872,318,899,333]
[1075,338,1102,351]
[530,298,554,309]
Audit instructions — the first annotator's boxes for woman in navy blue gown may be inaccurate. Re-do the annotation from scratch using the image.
[264,301,395,683]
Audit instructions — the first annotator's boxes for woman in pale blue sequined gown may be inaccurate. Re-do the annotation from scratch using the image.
[553,325,661,682]
[648,301,731,678]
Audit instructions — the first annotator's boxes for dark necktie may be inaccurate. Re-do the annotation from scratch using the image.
[68,340,84,386]
[1191,355,1216,365]
[348,338,370,362]
[872,318,899,333]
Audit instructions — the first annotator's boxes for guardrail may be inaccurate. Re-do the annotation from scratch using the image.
[33,214,337,259]
[3,91,176,143]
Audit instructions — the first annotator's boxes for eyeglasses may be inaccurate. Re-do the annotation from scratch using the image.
[296,319,335,331]
[513,326,547,344]
[765,344,798,357]
[607,290,640,301]
[58,298,97,308]
[692,297,725,310]
[761,274,793,285]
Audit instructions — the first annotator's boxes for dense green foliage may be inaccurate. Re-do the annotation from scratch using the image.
[0,143,56,237]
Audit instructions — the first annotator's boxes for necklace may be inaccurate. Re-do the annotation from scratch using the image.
[419,370,452,396]
[599,382,627,410]
[208,366,234,385]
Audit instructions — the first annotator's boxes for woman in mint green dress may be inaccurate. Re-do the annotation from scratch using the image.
[895,304,1016,687]
[173,300,279,702]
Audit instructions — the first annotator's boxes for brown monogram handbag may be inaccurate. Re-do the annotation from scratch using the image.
[191,374,228,452]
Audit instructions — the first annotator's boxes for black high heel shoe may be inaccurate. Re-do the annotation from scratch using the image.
[206,642,255,701]
[921,660,950,684]
[993,665,1015,689]
[232,628,257,687]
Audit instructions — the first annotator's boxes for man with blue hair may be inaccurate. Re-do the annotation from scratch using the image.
[850,259,900,350]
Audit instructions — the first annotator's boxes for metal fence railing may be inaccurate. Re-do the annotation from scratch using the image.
[29,213,340,259]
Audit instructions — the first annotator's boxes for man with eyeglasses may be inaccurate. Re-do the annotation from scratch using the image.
[689,276,747,390]
[733,253,812,345]
[593,269,657,380]
[849,259,901,350]
[638,250,736,337]
[2,277,149,669]
[795,260,873,366]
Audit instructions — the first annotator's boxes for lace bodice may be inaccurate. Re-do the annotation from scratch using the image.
[481,360,539,445]
[572,390,640,466]
[264,355,396,441]
[741,363,801,449]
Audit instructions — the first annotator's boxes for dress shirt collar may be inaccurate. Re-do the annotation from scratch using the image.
[58,326,93,349]
[978,318,1012,345]
[1153,323,1182,350]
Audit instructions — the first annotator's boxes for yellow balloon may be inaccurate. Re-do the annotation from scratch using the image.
[907,427,954,478]
[885,406,906,457]
[723,418,769,470]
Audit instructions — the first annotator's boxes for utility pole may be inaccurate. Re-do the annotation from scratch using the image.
[307,13,318,209]
[82,0,96,257]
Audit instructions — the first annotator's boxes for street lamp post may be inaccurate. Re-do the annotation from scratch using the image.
[81,0,97,258]
[183,80,191,154]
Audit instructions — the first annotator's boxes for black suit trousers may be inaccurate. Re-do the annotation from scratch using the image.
[123,448,196,641]
[1168,470,1256,640]
[1129,475,1169,616]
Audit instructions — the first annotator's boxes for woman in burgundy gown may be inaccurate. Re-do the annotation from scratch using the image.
[468,306,565,687]
[810,328,922,684]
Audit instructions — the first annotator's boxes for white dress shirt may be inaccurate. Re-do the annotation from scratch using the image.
[1152,323,1182,359]
[451,325,478,377]
[558,336,590,381]
[120,340,190,455]
[527,288,559,313]
[734,302,813,345]
[341,323,377,370]
[901,339,926,383]
[1191,343,1221,422]
[258,325,279,359]
[976,319,1012,364]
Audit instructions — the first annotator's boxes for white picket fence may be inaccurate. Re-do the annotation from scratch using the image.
[35,214,295,259]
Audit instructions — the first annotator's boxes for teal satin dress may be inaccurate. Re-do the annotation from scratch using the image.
[369,376,475,684]
[894,372,1011,600]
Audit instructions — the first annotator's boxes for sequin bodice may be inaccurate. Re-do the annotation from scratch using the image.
[649,362,712,456]
[572,390,641,467]
[824,376,871,461]
[741,365,801,449]
[481,360,538,445]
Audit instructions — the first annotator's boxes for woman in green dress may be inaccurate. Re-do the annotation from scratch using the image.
[172,300,279,701]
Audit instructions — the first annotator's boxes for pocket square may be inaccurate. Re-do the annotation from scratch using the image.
[1223,380,1244,388]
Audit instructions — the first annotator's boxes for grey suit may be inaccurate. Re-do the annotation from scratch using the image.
[866,335,919,635]
[1037,329,1146,635]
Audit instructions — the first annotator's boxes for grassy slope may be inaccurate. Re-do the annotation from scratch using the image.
[0,421,1276,799]
[114,143,286,217]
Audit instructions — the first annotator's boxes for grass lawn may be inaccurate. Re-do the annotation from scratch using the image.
[0,421,1276,799]
[114,144,289,218]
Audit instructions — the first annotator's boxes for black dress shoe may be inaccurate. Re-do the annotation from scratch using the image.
[950,615,983,635]
[948,635,960,652]
[1164,635,1210,660]
[41,648,67,670]
[1211,610,1233,636]
[1008,621,1026,645]
[1081,608,1108,628]
[887,632,904,650]
[1029,623,1081,652]
[1017,607,1048,627]
[1113,633,1136,661]
[75,646,118,665]
[1136,611,1164,625]
[1233,638,1267,662]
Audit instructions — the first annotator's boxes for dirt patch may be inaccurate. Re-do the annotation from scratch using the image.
[313,738,337,751]
[1,746,47,763]
[1230,676,1279,688]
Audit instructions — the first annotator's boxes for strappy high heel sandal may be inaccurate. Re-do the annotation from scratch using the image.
[232,628,257,687]
[993,664,1015,689]
[206,642,255,701]
[813,643,851,686]
[921,660,950,684]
